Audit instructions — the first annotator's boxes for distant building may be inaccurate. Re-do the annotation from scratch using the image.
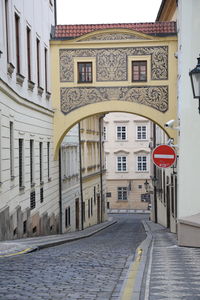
[104,113,152,211]
[60,115,107,233]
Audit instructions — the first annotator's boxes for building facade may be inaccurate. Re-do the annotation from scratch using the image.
[60,115,107,233]
[104,112,152,211]
[0,0,60,240]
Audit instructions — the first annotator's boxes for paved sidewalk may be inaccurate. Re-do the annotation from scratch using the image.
[0,219,116,258]
[140,221,200,300]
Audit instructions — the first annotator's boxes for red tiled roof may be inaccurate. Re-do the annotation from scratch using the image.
[52,22,176,39]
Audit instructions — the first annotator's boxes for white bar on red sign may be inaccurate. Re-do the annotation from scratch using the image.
[154,154,174,159]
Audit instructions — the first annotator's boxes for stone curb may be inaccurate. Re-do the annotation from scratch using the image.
[130,221,153,300]
[119,220,153,300]
[0,220,117,258]
[36,220,117,250]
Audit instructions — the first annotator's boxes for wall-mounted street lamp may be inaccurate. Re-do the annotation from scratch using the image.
[189,56,200,113]
[144,179,150,193]
[150,176,158,188]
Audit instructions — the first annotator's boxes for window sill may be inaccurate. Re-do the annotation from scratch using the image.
[117,200,128,202]
[78,81,93,84]
[115,140,128,142]
[28,80,35,92]
[116,171,128,173]
[38,86,44,96]
[16,73,25,86]
[7,62,15,77]
[46,91,51,100]
[19,186,25,191]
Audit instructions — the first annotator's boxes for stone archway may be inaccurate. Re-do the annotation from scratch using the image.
[53,100,177,159]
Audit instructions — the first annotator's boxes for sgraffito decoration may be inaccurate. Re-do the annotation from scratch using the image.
[59,46,168,82]
[81,33,146,41]
[60,86,168,114]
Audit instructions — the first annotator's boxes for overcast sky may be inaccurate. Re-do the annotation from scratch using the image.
[56,0,162,25]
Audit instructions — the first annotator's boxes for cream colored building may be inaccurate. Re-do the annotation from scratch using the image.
[80,115,107,228]
[0,0,60,240]
[60,115,107,233]
[104,112,152,211]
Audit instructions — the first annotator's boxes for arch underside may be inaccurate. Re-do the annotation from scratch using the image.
[54,98,176,159]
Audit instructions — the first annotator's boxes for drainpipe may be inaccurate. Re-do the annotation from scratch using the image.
[153,123,158,223]
[99,116,104,223]
[78,122,84,230]
[54,0,57,25]
[58,148,62,233]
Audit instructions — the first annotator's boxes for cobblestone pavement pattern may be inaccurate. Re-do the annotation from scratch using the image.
[0,214,147,300]
[143,221,200,300]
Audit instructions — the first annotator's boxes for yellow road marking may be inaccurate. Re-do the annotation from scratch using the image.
[0,248,32,258]
[121,248,143,300]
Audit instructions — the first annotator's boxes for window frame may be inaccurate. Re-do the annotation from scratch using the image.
[26,26,31,81]
[136,155,148,172]
[77,62,93,83]
[116,126,127,141]
[19,138,24,189]
[117,187,128,201]
[116,156,127,172]
[136,125,147,140]
[132,60,147,82]
[15,13,20,74]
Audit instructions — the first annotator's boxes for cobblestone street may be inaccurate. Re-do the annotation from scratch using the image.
[0,214,147,300]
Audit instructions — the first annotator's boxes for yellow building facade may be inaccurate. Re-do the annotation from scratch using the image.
[50,24,178,161]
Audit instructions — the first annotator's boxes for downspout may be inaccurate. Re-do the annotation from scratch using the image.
[153,123,158,223]
[99,116,104,223]
[58,148,62,233]
[78,122,84,230]
[54,0,57,25]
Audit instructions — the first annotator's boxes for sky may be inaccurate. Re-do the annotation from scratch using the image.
[56,0,162,25]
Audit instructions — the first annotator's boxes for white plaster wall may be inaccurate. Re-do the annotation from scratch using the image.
[0,88,59,217]
[0,0,54,109]
[0,0,59,234]
[178,0,200,218]
[104,112,151,181]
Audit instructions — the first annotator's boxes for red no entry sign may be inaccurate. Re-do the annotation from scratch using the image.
[152,145,176,168]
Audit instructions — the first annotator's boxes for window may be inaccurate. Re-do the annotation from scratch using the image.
[47,142,50,179]
[30,190,36,209]
[88,199,90,218]
[137,155,147,171]
[27,27,31,81]
[5,0,9,62]
[39,142,43,183]
[36,38,40,86]
[118,187,127,201]
[10,122,14,179]
[40,187,44,203]
[44,48,48,92]
[19,139,24,188]
[116,126,127,140]
[137,125,147,140]
[15,13,20,73]
[117,156,127,172]
[30,140,34,185]
[65,207,71,228]
[132,61,147,82]
[103,126,107,141]
[78,62,92,83]
[91,198,93,216]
